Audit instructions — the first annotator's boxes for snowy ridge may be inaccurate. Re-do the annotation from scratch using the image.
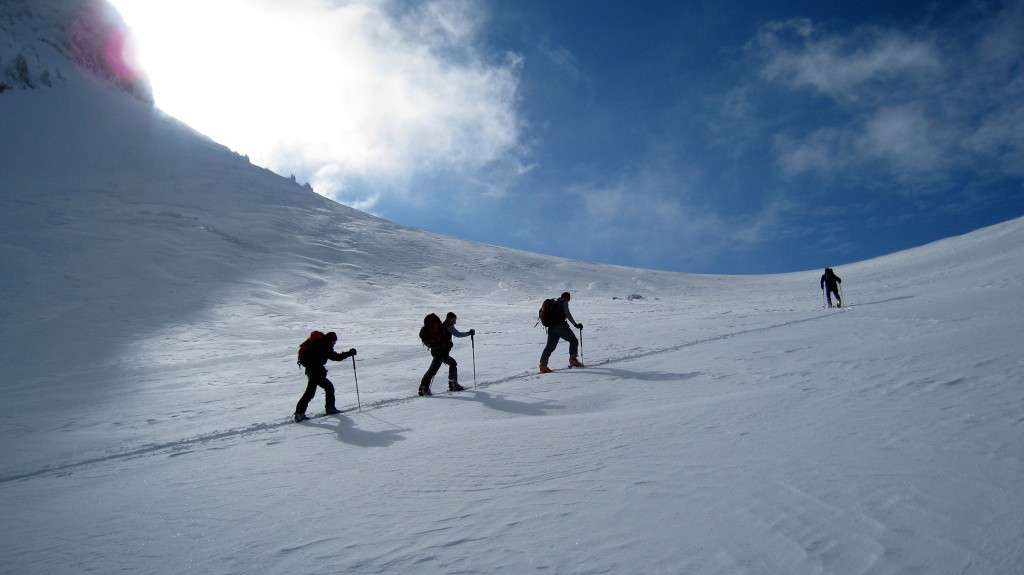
[0,0,151,100]
[2,7,1024,573]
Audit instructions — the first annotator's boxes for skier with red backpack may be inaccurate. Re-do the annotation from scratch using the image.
[538,292,583,373]
[418,312,475,396]
[294,331,356,422]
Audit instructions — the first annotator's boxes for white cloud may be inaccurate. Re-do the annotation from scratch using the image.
[111,0,524,204]
[776,128,846,177]
[856,106,944,172]
[777,105,947,179]
[755,3,1024,186]
[758,20,942,100]
[559,161,787,270]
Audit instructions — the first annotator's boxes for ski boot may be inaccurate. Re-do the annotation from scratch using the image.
[418,385,432,396]
[449,381,465,392]
[294,412,308,423]
[325,407,341,415]
[569,356,584,368]
[539,363,553,374]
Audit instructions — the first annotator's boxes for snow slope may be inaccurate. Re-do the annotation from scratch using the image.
[2,3,1023,573]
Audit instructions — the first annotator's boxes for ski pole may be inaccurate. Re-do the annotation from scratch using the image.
[822,287,826,308]
[471,334,477,389]
[578,326,583,363]
[352,356,361,412]
[839,284,845,307]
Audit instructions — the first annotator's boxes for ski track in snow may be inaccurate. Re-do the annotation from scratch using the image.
[3,16,1024,571]
[0,303,863,484]
[0,286,951,496]
[0,286,911,487]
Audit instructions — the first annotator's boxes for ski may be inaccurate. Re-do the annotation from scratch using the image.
[538,365,585,375]
[292,408,354,422]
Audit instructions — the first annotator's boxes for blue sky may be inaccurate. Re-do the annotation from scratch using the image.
[113,0,1024,274]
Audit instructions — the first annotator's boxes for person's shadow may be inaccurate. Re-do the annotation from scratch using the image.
[304,414,409,447]
[565,367,701,382]
[446,390,564,416]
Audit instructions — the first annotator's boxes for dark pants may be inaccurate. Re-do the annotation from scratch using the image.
[421,347,458,389]
[540,322,578,365]
[826,287,841,307]
[296,366,336,414]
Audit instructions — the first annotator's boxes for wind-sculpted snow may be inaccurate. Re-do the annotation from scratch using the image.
[1,32,1023,574]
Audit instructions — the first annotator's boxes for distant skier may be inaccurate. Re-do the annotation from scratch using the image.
[419,312,475,396]
[295,331,356,422]
[539,292,583,373]
[820,267,843,308]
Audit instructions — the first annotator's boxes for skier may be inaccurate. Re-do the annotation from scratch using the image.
[820,267,843,308]
[295,331,356,422]
[539,292,583,373]
[419,312,475,396]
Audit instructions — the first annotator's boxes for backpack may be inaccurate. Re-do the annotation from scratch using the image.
[538,298,565,327]
[419,313,442,347]
[297,330,326,366]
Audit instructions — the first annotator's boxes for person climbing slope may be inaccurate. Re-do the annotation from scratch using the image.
[539,292,583,373]
[295,330,356,422]
[820,267,843,308]
[418,312,475,395]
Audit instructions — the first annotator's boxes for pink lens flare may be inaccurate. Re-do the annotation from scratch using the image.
[68,0,145,84]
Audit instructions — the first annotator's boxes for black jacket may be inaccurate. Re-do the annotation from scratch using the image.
[304,339,349,367]
[820,270,842,291]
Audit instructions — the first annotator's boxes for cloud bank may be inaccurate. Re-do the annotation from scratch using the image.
[752,2,1024,187]
[114,0,525,210]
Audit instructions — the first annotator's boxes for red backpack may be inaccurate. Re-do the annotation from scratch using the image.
[297,330,326,366]
[419,314,443,347]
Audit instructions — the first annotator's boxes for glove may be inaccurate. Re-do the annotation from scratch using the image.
[349,348,357,356]
[469,329,476,336]
[576,323,583,329]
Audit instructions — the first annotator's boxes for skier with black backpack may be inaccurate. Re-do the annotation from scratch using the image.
[418,312,475,396]
[538,291,583,373]
[820,267,843,308]
[294,331,356,422]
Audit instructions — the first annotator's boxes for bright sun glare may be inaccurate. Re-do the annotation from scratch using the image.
[107,0,522,204]
[109,0,336,157]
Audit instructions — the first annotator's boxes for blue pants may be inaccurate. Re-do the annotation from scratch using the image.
[540,323,578,365]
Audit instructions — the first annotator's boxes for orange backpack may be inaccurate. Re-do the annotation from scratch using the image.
[538,298,564,327]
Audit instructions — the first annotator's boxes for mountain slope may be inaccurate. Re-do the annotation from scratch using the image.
[1,7,696,472]
[2,2,1023,573]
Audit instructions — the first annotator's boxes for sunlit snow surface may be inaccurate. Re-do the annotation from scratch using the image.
[2,45,1023,575]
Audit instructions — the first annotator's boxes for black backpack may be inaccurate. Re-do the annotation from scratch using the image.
[538,298,565,327]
